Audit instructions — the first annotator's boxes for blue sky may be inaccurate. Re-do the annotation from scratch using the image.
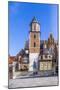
[8,2,58,56]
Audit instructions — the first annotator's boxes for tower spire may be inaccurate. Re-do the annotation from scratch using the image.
[30,17,40,32]
[29,17,40,71]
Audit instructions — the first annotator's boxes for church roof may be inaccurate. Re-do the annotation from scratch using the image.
[32,17,38,23]
[16,39,56,58]
[30,17,40,26]
[16,49,25,57]
[43,48,50,55]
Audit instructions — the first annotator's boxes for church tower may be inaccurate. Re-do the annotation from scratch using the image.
[29,17,40,71]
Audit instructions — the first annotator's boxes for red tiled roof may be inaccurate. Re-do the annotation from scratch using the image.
[8,56,15,64]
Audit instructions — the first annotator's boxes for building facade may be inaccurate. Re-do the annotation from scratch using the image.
[9,17,58,78]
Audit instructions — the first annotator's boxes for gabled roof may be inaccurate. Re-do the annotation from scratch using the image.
[16,49,25,57]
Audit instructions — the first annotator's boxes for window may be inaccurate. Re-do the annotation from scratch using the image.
[41,56,43,59]
[47,62,52,70]
[34,42,36,47]
[40,62,44,70]
[43,62,48,70]
[34,34,36,39]
[40,62,48,70]
[49,55,51,58]
[45,55,47,58]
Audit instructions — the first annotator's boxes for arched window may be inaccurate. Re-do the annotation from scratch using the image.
[34,34,36,38]
[34,42,36,47]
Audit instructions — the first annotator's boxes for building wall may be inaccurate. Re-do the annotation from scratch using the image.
[9,65,13,79]
[20,63,29,71]
[40,61,52,71]
[29,32,40,53]
[31,23,40,31]
[29,53,39,71]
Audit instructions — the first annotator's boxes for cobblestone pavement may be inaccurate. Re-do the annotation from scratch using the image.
[9,76,58,88]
